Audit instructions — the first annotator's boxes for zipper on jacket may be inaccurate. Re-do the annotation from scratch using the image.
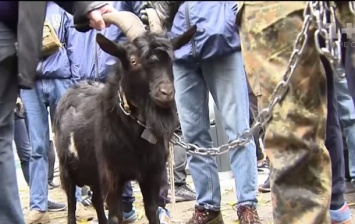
[184,2,197,59]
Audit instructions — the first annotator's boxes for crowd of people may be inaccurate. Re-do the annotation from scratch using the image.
[2,1,355,224]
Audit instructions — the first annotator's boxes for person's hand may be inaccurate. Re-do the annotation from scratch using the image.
[87,4,116,30]
[140,1,154,25]
[16,97,23,107]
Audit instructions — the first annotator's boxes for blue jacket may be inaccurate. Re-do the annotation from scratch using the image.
[80,1,142,82]
[39,2,82,83]
[169,1,240,62]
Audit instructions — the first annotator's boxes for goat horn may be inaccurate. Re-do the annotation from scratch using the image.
[102,11,146,41]
[145,8,164,34]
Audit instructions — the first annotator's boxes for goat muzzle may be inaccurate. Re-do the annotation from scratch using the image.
[154,82,174,108]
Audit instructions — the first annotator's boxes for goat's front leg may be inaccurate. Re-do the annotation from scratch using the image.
[139,173,162,224]
[106,182,124,224]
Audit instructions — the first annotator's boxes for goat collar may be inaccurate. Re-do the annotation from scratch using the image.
[117,86,143,123]
[117,87,158,144]
[117,86,132,116]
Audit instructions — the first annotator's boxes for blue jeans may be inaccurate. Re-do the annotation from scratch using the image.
[14,117,31,185]
[323,60,345,210]
[21,79,81,211]
[173,51,258,211]
[334,75,355,179]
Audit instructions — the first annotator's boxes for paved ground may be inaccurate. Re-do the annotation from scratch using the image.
[14,152,355,224]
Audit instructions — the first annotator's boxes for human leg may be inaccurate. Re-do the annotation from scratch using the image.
[323,57,351,223]
[14,117,31,185]
[21,84,52,223]
[173,62,223,223]
[239,2,331,223]
[122,181,138,223]
[336,78,355,181]
[248,79,264,163]
[172,139,196,202]
[47,140,58,189]
[0,52,25,224]
[202,50,260,223]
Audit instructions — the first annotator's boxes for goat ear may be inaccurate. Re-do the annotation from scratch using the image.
[96,33,129,70]
[170,25,197,51]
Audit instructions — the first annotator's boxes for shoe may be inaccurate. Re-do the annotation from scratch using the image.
[47,199,67,212]
[258,176,270,193]
[186,207,224,224]
[330,202,352,224]
[25,210,50,224]
[174,184,196,202]
[157,207,171,224]
[236,205,261,224]
[76,202,94,221]
[48,181,60,190]
[81,194,93,207]
[123,209,138,223]
[257,160,268,172]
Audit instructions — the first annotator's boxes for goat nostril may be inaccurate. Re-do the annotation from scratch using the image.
[159,88,171,96]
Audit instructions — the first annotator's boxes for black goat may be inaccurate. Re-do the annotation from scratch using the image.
[53,11,196,224]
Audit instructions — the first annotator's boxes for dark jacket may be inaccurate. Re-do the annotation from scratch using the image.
[0,1,108,89]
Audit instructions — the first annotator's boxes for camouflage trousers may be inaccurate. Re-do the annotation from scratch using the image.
[238,1,355,224]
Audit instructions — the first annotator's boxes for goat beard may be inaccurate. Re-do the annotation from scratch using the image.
[142,99,178,139]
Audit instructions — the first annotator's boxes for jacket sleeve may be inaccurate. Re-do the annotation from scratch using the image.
[141,1,184,30]
[63,12,82,84]
[54,1,109,32]
[127,1,144,16]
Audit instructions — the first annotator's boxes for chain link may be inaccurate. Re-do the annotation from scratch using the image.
[171,1,341,156]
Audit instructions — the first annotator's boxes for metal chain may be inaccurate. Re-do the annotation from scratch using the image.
[171,1,341,156]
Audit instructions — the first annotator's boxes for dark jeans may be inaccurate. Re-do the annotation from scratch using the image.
[122,182,135,212]
[14,117,55,186]
[174,143,188,186]
[247,78,264,161]
[0,22,25,223]
[323,57,346,210]
[345,40,355,106]
[122,168,169,210]
[48,140,55,183]
[14,117,31,185]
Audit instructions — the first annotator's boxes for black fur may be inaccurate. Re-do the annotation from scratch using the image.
[53,26,196,224]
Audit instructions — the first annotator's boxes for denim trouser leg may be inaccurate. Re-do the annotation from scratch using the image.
[21,86,50,211]
[334,75,355,179]
[324,61,346,210]
[14,117,31,185]
[122,181,135,205]
[48,140,55,183]
[21,79,79,210]
[0,54,25,223]
[173,143,188,186]
[174,51,258,210]
[345,40,355,107]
